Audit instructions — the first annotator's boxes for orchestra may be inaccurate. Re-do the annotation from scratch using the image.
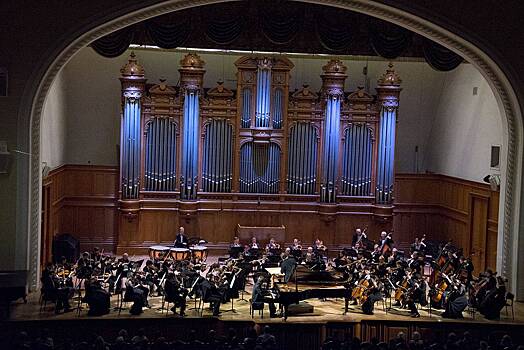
[38,228,510,322]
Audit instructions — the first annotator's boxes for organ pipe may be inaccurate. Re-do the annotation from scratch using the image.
[145,117,177,192]
[320,59,347,203]
[240,142,280,193]
[342,124,372,196]
[203,119,233,192]
[375,63,402,204]
[178,53,206,200]
[119,52,146,200]
[255,58,272,128]
[287,123,318,194]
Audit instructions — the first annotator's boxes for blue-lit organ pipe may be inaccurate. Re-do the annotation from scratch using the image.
[240,142,280,193]
[202,119,233,192]
[181,90,200,199]
[121,98,141,199]
[320,95,341,202]
[144,117,177,191]
[376,107,396,203]
[287,123,318,194]
[341,124,372,196]
[255,68,271,128]
[241,88,251,128]
[272,88,283,129]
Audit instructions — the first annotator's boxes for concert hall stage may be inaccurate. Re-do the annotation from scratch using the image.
[4,289,523,350]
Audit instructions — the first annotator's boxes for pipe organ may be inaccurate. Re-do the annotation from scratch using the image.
[117,52,401,253]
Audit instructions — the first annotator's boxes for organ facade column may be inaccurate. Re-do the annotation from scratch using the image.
[178,53,206,200]
[119,52,146,215]
[320,59,347,203]
[375,63,402,204]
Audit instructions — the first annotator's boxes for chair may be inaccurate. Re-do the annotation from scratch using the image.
[249,298,264,319]
[39,287,56,312]
[505,292,515,320]
[117,287,134,315]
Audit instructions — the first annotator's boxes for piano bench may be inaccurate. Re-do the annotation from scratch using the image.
[249,299,264,319]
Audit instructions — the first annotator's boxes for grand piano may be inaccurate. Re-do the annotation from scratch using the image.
[265,265,351,319]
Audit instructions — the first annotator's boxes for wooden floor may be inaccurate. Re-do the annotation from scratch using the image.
[9,287,524,326]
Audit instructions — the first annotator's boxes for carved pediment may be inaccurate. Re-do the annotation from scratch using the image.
[205,81,234,106]
[347,86,375,111]
[148,79,177,96]
[291,84,319,101]
[234,55,294,70]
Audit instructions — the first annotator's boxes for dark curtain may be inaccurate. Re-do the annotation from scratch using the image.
[369,20,412,59]
[423,39,463,71]
[316,8,352,52]
[91,27,134,58]
[206,17,243,44]
[261,4,302,44]
[145,18,190,49]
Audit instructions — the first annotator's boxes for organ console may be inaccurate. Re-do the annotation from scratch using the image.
[116,52,402,253]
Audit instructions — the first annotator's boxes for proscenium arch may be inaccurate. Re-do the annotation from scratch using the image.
[22,0,522,296]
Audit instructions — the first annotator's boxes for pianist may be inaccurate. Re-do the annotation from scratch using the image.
[252,276,277,318]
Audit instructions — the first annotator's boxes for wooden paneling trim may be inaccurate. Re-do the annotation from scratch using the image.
[394,173,500,272]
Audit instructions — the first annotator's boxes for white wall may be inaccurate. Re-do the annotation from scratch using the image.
[43,47,502,183]
[41,68,67,169]
[425,64,503,182]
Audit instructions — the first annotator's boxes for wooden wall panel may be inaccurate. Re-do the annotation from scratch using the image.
[42,165,118,260]
[42,166,499,269]
[394,173,500,272]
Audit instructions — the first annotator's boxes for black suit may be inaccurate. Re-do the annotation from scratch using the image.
[174,233,188,248]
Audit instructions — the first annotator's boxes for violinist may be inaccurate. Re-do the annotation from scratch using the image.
[91,246,102,263]
[142,260,160,295]
[76,252,93,279]
[41,263,73,314]
[164,271,188,316]
[124,273,149,315]
[174,226,189,248]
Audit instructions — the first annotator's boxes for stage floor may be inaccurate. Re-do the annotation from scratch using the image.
[9,287,524,326]
[11,254,523,326]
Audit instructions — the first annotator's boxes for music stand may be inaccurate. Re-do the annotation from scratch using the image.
[229,246,243,259]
